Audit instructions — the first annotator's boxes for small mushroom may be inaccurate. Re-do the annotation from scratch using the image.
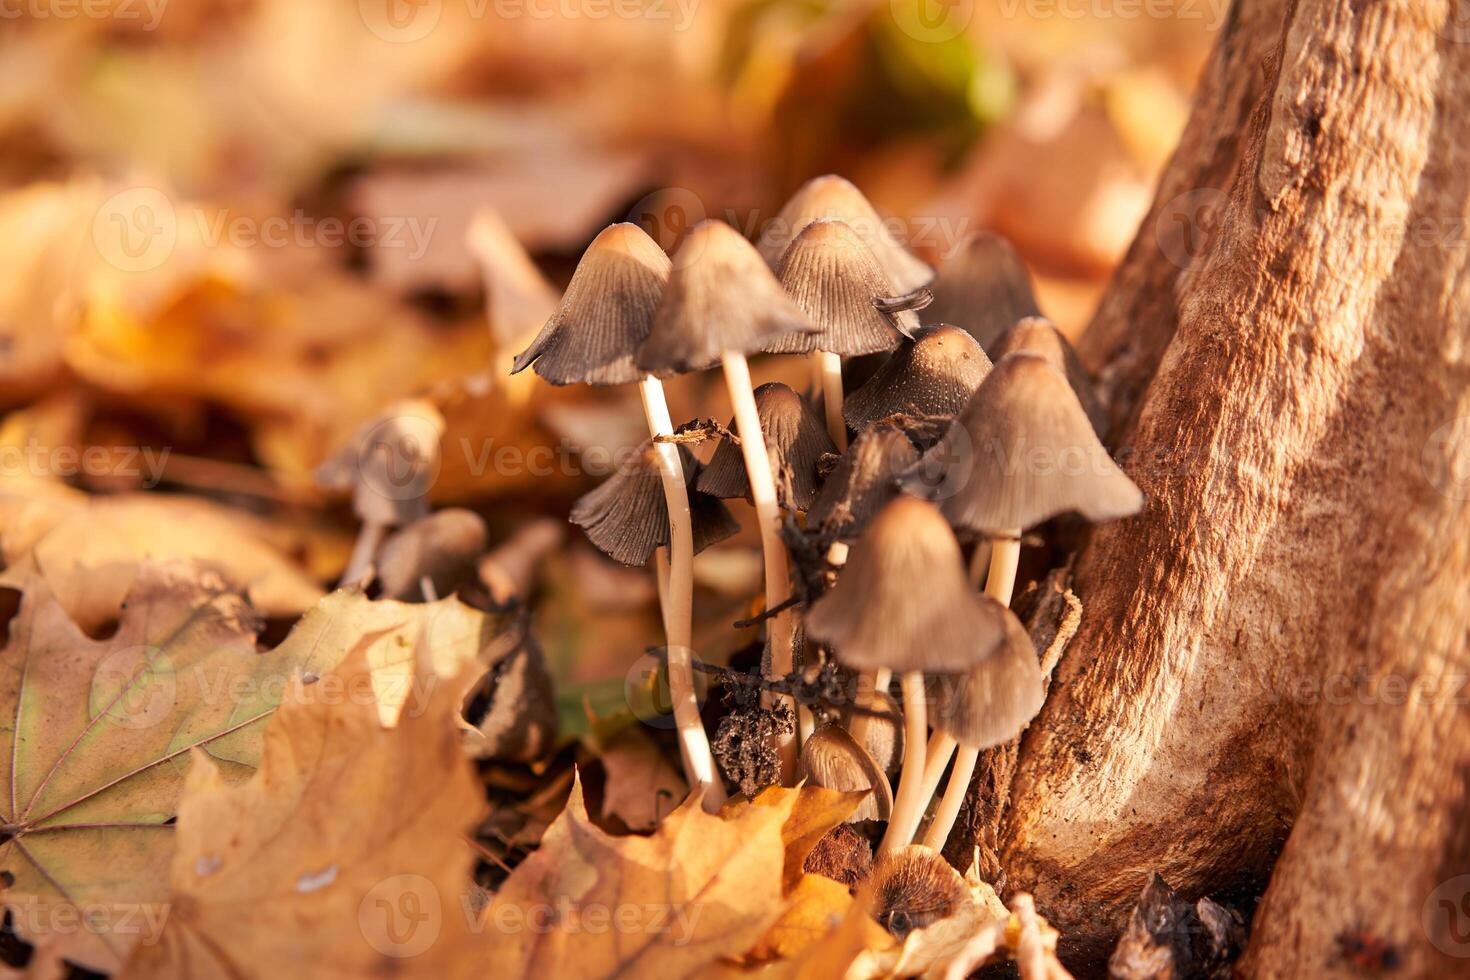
[919,610,1044,851]
[798,724,894,823]
[806,495,1012,853]
[571,442,739,567]
[808,423,919,543]
[843,325,993,436]
[770,218,921,450]
[992,315,1108,437]
[376,508,488,601]
[698,383,836,512]
[925,232,1042,350]
[635,220,823,784]
[870,845,972,940]
[317,399,446,588]
[513,222,726,806]
[757,174,934,295]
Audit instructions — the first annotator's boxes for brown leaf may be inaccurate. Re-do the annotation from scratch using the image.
[484,776,792,977]
[731,785,867,893]
[596,726,688,832]
[119,640,486,979]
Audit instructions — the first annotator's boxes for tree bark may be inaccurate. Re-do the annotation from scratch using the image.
[985,1,1470,976]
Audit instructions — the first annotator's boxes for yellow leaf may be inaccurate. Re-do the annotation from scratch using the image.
[119,640,486,979]
[747,874,854,961]
[732,784,867,892]
[484,776,794,978]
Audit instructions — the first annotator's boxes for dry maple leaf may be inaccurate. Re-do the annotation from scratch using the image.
[119,637,487,980]
[483,776,793,978]
[0,563,507,973]
[731,784,868,893]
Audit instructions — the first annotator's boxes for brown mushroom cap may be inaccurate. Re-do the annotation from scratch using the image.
[992,316,1108,437]
[766,219,917,357]
[316,399,445,527]
[805,495,1012,673]
[925,232,1041,350]
[870,845,971,939]
[757,175,934,294]
[511,223,669,386]
[798,725,894,823]
[696,383,836,510]
[904,352,1143,533]
[636,220,815,374]
[843,325,993,432]
[570,442,739,566]
[808,424,919,541]
[932,608,1045,749]
[376,509,488,600]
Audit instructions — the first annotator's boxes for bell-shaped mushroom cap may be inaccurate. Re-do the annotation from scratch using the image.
[511,223,669,386]
[992,316,1108,436]
[571,442,739,566]
[798,725,893,823]
[870,845,971,940]
[933,609,1045,749]
[805,496,1012,673]
[637,220,815,374]
[904,352,1143,533]
[925,232,1041,350]
[316,399,445,527]
[808,424,919,541]
[843,325,993,431]
[696,383,836,510]
[767,219,917,356]
[376,508,488,600]
[757,175,934,294]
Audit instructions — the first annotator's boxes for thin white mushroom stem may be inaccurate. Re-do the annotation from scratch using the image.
[720,352,800,784]
[922,526,1024,850]
[846,664,890,747]
[341,520,387,589]
[811,350,848,451]
[640,375,726,809]
[879,671,931,853]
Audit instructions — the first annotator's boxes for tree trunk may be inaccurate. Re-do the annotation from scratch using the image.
[984,1,1470,976]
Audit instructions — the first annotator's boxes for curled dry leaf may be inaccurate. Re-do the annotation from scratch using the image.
[596,726,688,833]
[0,563,509,972]
[0,487,324,633]
[119,641,486,980]
[728,784,869,893]
[484,776,793,978]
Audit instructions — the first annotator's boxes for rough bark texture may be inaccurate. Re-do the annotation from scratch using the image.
[987,1,1470,976]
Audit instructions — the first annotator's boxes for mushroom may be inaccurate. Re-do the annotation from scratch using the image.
[925,232,1041,350]
[870,844,972,940]
[806,495,1012,854]
[571,441,739,567]
[757,174,934,295]
[376,508,488,601]
[991,315,1108,437]
[903,352,1143,853]
[512,222,728,805]
[317,399,445,588]
[798,724,894,822]
[843,325,993,438]
[636,220,818,783]
[919,610,1045,851]
[771,218,922,450]
[697,383,835,512]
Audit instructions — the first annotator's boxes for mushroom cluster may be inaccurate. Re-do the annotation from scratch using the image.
[514,177,1143,870]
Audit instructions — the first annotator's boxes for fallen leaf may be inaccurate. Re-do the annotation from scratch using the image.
[731,785,867,892]
[119,637,486,979]
[0,564,507,971]
[746,873,854,961]
[484,776,792,977]
[596,726,687,832]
